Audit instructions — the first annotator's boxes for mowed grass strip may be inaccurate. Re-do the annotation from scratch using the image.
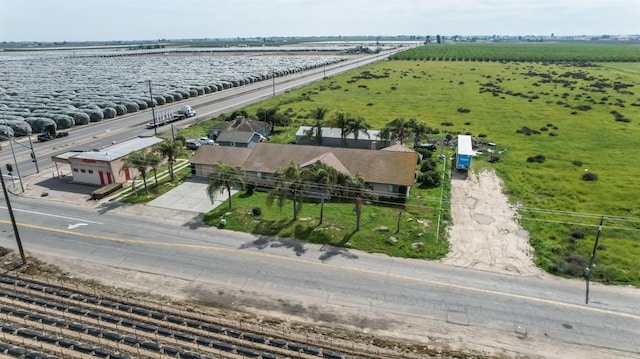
[189,52,639,285]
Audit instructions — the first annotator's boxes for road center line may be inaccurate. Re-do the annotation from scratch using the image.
[10,220,640,322]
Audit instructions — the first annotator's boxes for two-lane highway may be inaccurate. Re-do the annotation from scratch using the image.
[0,198,638,357]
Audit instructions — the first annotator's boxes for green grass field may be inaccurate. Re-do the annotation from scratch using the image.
[184,46,640,286]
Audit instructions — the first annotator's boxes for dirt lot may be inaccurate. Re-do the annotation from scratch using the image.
[444,169,543,277]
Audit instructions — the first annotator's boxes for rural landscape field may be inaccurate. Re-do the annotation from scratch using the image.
[196,43,640,286]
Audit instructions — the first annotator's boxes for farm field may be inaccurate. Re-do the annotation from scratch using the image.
[231,54,640,286]
[0,49,347,136]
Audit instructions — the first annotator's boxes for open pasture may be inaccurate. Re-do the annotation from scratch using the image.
[243,56,640,285]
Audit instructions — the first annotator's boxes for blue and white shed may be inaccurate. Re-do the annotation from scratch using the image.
[456,135,473,170]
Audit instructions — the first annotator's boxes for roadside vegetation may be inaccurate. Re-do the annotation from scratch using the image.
[175,44,640,286]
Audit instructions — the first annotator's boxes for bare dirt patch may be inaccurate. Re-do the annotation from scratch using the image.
[444,169,543,276]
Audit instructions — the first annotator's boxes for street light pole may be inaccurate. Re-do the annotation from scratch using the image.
[26,133,39,173]
[8,136,24,193]
[148,80,157,136]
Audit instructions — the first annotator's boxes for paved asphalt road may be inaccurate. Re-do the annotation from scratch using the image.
[0,181,638,357]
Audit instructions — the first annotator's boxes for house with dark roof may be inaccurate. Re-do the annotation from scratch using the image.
[208,116,269,148]
[190,142,418,201]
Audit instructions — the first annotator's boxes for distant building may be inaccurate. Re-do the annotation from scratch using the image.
[52,136,164,186]
[295,126,390,150]
[208,116,269,148]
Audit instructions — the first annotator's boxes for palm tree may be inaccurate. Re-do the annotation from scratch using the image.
[307,107,329,146]
[330,111,351,147]
[266,161,307,220]
[147,152,161,185]
[154,139,184,181]
[206,163,245,210]
[408,118,430,148]
[347,116,371,143]
[307,162,339,224]
[344,173,377,231]
[384,117,411,144]
[121,151,154,195]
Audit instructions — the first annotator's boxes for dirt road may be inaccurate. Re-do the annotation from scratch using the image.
[444,169,543,276]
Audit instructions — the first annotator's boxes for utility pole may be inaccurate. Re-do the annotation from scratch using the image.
[585,216,604,304]
[27,133,39,173]
[148,80,157,136]
[0,166,26,265]
[7,136,24,192]
[272,72,276,97]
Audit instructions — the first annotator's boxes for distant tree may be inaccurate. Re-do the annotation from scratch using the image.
[425,35,431,44]
[408,118,430,148]
[436,34,442,44]
[346,116,371,143]
[304,107,329,145]
[147,152,161,185]
[206,163,245,210]
[330,110,351,147]
[256,107,288,132]
[382,117,411,145]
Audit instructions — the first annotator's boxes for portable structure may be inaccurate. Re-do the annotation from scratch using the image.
[456,135,473,170]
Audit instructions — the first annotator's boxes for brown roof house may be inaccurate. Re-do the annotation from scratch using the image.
[190,142,418,201]
[208,116,270,148]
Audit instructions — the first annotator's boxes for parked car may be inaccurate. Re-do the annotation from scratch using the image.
[186,140,201,150]
[198,137,215,145]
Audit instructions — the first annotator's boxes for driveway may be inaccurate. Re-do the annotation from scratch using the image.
[147,176,237,213]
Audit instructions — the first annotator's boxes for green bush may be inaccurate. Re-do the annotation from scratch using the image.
[582,172,598,181]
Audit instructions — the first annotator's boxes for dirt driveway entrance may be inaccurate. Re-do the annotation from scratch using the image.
[444,169,542,276]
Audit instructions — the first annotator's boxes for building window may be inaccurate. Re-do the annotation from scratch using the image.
[81,169,86,173]
[257,172,263,180]
[388,184,396,193]
[88,170,93,174]
[73,168,78,172]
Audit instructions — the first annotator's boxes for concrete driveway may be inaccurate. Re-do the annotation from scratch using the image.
[147,176,237,213]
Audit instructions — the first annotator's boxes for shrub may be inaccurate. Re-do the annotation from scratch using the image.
[570,230,585,239]
[441,121,454,126]
[582,173,598,181]
[418,170,440,187]
[566,237,576,245]
[526,154,546,163]
[565,254,587,276]
[487,156,500,163]
[464,121,471,125]
[597,244,607,251]
[252,207,262,216]
[478,133,487,138]
[420,158,437,172]
[572,160,583,167]
[457,107,471,113]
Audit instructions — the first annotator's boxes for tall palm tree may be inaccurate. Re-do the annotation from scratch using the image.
[147,152,161,185]
[347,116,371,143]
[307,107,329,146]
[330,111,351,147]
[266,161,307,220]
[307,162,339,224]
[121,151,153,195]
[206,163,245,210]
[407,118,430,148]
[154,139,184,181]
[384,117,410,144]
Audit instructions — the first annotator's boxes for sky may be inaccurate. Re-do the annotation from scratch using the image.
[0,0,638,42]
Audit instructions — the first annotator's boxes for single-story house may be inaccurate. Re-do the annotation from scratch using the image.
[190,142,418,201]
[51,136,164,186]
[295,126,391,150]
[208,116,270,148]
